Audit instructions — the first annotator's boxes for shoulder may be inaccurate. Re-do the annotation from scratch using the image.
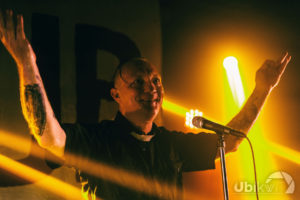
[157,126,184,136]
[155,126,186,143]
[157,126,217,142]
[61,120,116,136]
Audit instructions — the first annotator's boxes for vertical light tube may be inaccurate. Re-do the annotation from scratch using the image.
[223,56,245,107]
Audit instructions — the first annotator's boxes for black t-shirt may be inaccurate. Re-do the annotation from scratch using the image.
[61,112,218,199]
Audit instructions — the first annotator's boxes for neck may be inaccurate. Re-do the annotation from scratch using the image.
[121,110,155,134]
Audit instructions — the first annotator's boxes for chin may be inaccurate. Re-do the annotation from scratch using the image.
[144,106,161,119]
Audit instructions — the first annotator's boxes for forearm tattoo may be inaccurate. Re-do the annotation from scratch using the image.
[228,92,262,133]
[24,84,46,136]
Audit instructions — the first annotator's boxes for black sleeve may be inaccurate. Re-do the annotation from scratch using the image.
[62,123,100,168]
[170,130,218,172]
[45,123,98,169]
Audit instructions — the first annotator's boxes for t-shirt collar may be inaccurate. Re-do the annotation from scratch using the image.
[114,112,159,137]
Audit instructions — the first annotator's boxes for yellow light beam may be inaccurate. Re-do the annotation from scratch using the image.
[64,152,200,200]
[0,130,30,154]
[162,98,189,116]
[223,56,245,107]
[267,141,300,165]
[3,112,300,199]
[0,154,83,199]
[162,99,300,166]
[0,129,198,200]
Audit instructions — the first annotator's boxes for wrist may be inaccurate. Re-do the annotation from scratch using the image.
[17,60,40,84]
[254,84,271,95]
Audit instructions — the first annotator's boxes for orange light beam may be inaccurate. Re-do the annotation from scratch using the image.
[0,130,198,199]
[3,118,300,199]
[0,154,83,199]
[162,98,189,116]
[64,153,200,200]
[0,130,31,154]
[266,141,300,165]
[163,97,300,166]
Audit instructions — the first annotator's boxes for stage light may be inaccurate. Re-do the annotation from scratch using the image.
[162,99,204,129]
[223,56,238,69]
[223,56,245,107]
[185,109,203,129]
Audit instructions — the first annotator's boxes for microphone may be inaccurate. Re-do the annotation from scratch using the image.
[192,116,246,137]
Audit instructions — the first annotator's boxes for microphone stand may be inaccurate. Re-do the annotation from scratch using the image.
[217,133,229,200]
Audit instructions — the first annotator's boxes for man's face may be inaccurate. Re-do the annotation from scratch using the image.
[112,59,164,120]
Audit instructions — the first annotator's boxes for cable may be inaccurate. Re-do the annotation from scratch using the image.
[245,136,259,200]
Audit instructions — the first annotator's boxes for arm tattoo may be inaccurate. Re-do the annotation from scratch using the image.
[24,84,46,136]
[228,91,262,133]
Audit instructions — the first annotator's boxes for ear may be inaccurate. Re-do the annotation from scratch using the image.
[110,88,120,103]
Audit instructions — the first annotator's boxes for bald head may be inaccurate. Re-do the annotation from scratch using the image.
[110,57,164,123]
[113,57,159,88]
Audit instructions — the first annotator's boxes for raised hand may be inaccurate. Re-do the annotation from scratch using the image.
[224,52,291,154]
[0,10,36,67]
[255,52,291,91]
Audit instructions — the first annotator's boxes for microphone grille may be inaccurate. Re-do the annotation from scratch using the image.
[192,116,204,128]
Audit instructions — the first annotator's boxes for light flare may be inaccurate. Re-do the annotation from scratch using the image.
[162,98,189,116]
[0,154,82,199]
[267,142,300,165]
[0,129,198,199]
[2,95,299,200]
[223,56,245,107]
[185,109,203,129]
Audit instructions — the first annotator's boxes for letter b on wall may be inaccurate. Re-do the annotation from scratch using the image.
[75,24,141,123]
[32,13,141,123]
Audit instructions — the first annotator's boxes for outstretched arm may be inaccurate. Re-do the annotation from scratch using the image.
[223,52,291,154]
[0,10,66,157]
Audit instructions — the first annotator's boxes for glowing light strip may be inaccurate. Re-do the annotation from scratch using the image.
[162,98,189,116]
[2,102,300,200]
[64,153,197,199]
[267,142,300,165]
[0,130,30,153]
[0,130,198,199]
[0,154,83,199]
[223,56,245,107]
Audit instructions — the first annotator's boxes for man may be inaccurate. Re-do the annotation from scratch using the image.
[0,10,291,199]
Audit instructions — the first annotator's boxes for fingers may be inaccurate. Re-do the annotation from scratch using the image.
[0,11,4,40]
[272,52,291,74]
[0,10,26,42]
[277,52,288,64]
[16,14,25,39]
[5,10,14,38]
[279,54,291,75]
[0,11,3,27]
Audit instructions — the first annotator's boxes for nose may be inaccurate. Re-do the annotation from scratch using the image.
[144,79,156,93]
